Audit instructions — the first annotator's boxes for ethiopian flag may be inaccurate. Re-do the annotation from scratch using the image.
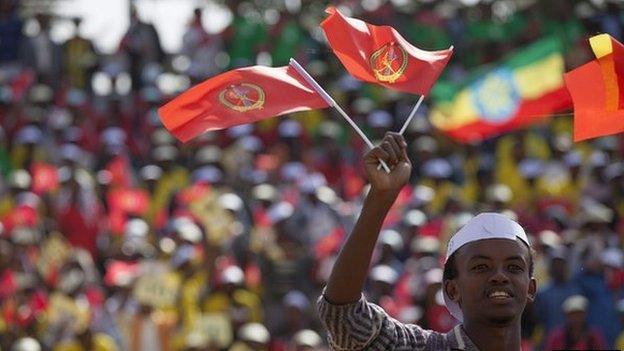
[431,37,572,143]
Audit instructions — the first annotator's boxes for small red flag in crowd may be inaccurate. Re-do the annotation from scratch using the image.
[320,7,453,95]
[107,188,150,215]
[159,65,331,142]
[31,162,59,194]
[565,33,624,141]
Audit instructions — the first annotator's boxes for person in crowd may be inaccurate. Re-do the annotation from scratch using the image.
[118,5,164,91]
[0,0,22,63]
[62,17,98,91]
[19,13,62,86]
[181,8,222,83]
[543,295,608,350]
[533,246,579,340]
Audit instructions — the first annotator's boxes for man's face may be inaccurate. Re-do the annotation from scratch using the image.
[445,238,536,325]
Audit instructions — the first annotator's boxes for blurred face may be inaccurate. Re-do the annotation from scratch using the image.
[566,310,586,328]
[550,258,566,283]
[0,241,12,268]
[247,341,267,351]
[445,239,536,326]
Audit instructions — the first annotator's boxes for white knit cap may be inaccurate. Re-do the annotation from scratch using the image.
[443,213,529,322]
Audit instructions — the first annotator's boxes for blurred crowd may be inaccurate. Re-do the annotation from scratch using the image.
[0,0,624,350]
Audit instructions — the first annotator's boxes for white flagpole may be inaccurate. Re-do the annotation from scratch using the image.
[290,58,391,173]
[375,95,426,171]
[396,46,453,134]
[398,95,425,135]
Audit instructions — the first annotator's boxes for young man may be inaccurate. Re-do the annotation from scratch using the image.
[318,132,537,351]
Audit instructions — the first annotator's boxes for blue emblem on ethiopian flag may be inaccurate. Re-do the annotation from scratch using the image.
[431,37,572,143]
[470,68,520,124]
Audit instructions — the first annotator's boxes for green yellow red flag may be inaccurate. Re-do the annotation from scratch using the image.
[431,36,571,143]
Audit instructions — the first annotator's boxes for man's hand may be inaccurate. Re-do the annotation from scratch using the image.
[324,132,412,304]
[365,132,411,193]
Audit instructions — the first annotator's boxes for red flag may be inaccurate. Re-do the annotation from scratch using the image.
[107,188,150,214]
[159,65,331,142]
[104,260,139,287]
[565,34,624,141]
[321,7,453,95]
[105,155,132,188]
[31,162,59,194]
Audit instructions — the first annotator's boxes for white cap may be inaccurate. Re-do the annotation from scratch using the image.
[218,193,244,212]
[298,172,326,194]
[443,213,529,322]
[370,264,399,285]
[220,265,245,285]
[172,217,202,243]
[11,337,41,351]
[237,135,263,153]
[15,126,42,144]
[367,110,392,128]
[379,229,404,252]
[601,247,624,268]
[423,158,452,179]
[101,127,126,146]
[171,244,196,268]
[125,218,149,238]
[281,162,306,182]
[238,323,270,344]
[267,201,294,223]
[518,159,544,179]
[292,329,322,347]
[283,290,310,311]
[278,120,302,138]
[562,295,588,313]
[227,123,254,138]
[191,165,223,184]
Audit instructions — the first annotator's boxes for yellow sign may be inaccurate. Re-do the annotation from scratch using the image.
[37,232,72,278]
[189,190,234,244]
[133,270,181,309]
[47,293,90,333]
[190,313,232,348]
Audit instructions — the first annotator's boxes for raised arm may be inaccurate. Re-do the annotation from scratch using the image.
[324,132,411,304]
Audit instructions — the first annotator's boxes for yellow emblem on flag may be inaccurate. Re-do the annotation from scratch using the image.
[370,42,408,83]
[219,83,265,112]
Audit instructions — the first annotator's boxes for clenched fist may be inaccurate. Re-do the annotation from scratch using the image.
[365,132,411,193]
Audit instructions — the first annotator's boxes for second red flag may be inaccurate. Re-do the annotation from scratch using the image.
[321,7,453,95]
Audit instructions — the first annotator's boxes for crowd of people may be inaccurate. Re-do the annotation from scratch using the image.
[0,0,623,350]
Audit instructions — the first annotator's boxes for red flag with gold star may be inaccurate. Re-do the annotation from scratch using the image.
[321,7,453,95]
[159,65,331,142]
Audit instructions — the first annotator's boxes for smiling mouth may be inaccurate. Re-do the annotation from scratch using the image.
[486,290,513,300]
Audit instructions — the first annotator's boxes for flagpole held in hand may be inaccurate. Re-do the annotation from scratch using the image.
[289,58,391,173]
[374,95,425,171]
[398,95,425,135]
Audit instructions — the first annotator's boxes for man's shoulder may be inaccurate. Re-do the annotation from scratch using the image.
[317,293,454,350]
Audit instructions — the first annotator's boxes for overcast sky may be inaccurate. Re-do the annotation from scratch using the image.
[46,0,231,54]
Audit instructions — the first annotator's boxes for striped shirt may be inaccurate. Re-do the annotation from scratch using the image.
[317,293,481,350]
